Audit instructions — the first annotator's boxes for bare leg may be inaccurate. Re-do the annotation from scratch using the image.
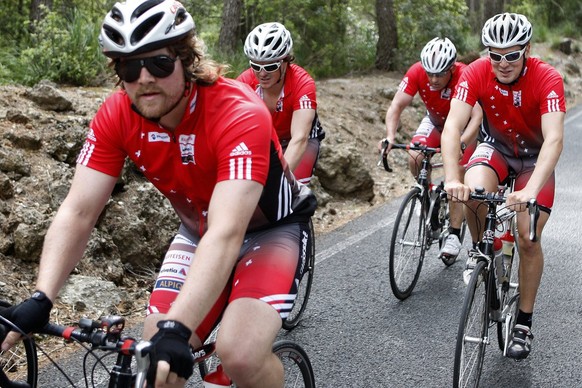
[216,298,283,388]
[515,210,548,313]
[448,163,468,230]
[407,150,423,179]
[463,165,499,245]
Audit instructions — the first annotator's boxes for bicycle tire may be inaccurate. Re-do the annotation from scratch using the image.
[283,219,316,330]
[496,247,520,353]
[0,301,38,388]
[273,340,315,388]
[389,187,427,300]
[453,260,489,388]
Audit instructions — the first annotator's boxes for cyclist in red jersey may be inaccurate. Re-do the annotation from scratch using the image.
[382,37,482,259]
[0,1,316,386]
[442,13,565,360]
[237,22,325,185]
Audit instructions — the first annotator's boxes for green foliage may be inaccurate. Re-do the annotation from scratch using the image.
[394,0,470,69]
[0,0,581,87]
[14,7,108,86]
[238,0,362,78]
[507,0,582,39]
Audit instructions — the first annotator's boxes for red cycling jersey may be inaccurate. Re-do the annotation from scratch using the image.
[453,56,566,158]
[236,63,324,143]
[399,61,467,128]
[77,77,314,237]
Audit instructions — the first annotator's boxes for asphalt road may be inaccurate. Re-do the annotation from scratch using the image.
[281,104,582,387]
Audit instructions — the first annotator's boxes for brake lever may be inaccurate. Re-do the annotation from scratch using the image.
[527,198,539,242]
[377,139,393,172]
[134,340,152,388]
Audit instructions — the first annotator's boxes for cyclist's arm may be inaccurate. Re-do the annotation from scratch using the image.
[460,102,482,147]
[36,165,117,300]
[285,108,316,172]
[163,179,263,331]
[384,90,414,144]
[442,98,473,200]
[508,111,564,208]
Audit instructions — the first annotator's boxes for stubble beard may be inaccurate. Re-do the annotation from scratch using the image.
[134,81,185,120]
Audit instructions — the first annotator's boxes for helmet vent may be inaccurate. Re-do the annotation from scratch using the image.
[131,13,163,44]
[110,6,123,23]
[175,8,187,26]
[132,0,165,22]
[103,25,124,46]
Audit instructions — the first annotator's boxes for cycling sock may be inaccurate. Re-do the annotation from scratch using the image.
[472,241,478,250]
[449,227,461,237]
[516,310,533,328]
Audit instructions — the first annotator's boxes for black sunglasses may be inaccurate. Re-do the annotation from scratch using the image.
[488,48,526,63]
[115,55,177,83]
[249,60,282,73]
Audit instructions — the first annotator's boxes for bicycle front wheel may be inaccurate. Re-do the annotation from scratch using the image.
[0,302,38,388]
[497,250,520,353]
[273,340,315,388]
[283,219,315,331]
[453,260,489,388]
[389,187,427,300]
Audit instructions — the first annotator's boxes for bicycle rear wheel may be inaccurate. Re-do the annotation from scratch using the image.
[273,340,315,388]
[389,187,427,300]
[283,219,315,331]
[0,302,38,388]
[453,260,489,388]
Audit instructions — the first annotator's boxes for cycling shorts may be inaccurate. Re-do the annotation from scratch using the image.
[465,142,555,211]
[146,221,313,341]
[410,116,475,166]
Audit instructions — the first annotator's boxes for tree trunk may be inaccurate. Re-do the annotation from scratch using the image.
[29,0,52,24]
[218,0,243,54]
[375,0,397,71]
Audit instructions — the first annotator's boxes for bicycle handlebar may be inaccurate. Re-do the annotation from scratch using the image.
[468,187,539,242]
[41,318,150,388]
[0,312,220,388]
[378,138,440,172]
[41,316,216,388]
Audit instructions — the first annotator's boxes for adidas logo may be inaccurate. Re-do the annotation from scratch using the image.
[546,90,559,99]
[459,81,469,88]
[230,142,252,156]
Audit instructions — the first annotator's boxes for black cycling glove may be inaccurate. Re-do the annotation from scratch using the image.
[0,291,53,335]
[148,320,194,382]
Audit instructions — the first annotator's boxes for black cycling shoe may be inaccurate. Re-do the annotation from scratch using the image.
[506,324,534,360]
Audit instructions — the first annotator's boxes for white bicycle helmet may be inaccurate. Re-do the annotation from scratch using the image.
[420,37,457,73]
[100,0,195,58]
[481,13,532,49]
[244,22,293,62]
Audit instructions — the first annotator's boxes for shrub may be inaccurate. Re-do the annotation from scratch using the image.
[16,7,108,86]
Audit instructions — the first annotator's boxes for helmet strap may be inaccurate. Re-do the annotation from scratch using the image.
[275,62,287,84]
